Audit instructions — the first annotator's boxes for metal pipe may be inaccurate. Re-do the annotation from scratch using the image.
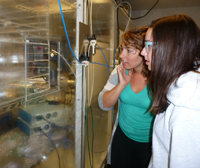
[57,41,61,90]
[83,0,88,24]
[81,1,88,167]
[82,65,87,168]
[75,0,84,167]
[24,37,28,102]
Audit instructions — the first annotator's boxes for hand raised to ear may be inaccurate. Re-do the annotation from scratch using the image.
[117,63,133,88]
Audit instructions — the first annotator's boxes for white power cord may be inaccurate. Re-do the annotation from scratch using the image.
[51,49,76,77]
[116,1,132,32]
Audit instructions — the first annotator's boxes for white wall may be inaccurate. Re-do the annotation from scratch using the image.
[131,6,200,27]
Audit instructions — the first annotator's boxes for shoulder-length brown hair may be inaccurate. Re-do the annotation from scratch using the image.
[122,27,150,81]
[149,14,200,114]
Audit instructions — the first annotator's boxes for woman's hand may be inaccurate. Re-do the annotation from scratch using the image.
[117,62,133,88]
[102,64,133,108]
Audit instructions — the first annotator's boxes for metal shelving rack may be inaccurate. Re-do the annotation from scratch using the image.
[25,39,50,101]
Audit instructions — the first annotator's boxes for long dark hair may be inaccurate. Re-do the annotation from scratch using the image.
[122,27,151,81]
[149,14,200,114]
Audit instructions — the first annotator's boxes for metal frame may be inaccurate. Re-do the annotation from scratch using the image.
[75,0,84,168]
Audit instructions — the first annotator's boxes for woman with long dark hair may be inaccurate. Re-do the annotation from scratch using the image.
[141,14,200,168]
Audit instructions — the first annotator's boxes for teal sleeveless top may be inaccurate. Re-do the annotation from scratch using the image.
[119,83,154,142]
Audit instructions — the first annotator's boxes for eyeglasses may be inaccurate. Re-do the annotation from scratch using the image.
[144,42,153,53]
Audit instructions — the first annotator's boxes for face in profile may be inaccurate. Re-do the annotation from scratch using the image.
[119,43,143,70]
[141,28,153,70]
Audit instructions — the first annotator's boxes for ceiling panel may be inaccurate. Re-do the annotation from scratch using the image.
[122,0,200,11]
[184,0,200,7]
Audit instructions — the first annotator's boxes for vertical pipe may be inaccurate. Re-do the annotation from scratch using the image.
[82,65,87,168]
[48,40,50,90]
[57,41,61,90]
[83,0,88,24]
[24,37,28,103]
[82,1,88,168]
[75,1,84,168]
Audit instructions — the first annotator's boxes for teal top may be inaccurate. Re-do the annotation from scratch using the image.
[119,83,154,142]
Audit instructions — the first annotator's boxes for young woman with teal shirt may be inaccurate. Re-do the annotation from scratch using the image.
[98,27,155,168]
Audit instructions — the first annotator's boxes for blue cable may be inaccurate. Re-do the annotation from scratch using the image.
[90,61,113,69]
[96,43,111,75]
[58,0,82,64]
